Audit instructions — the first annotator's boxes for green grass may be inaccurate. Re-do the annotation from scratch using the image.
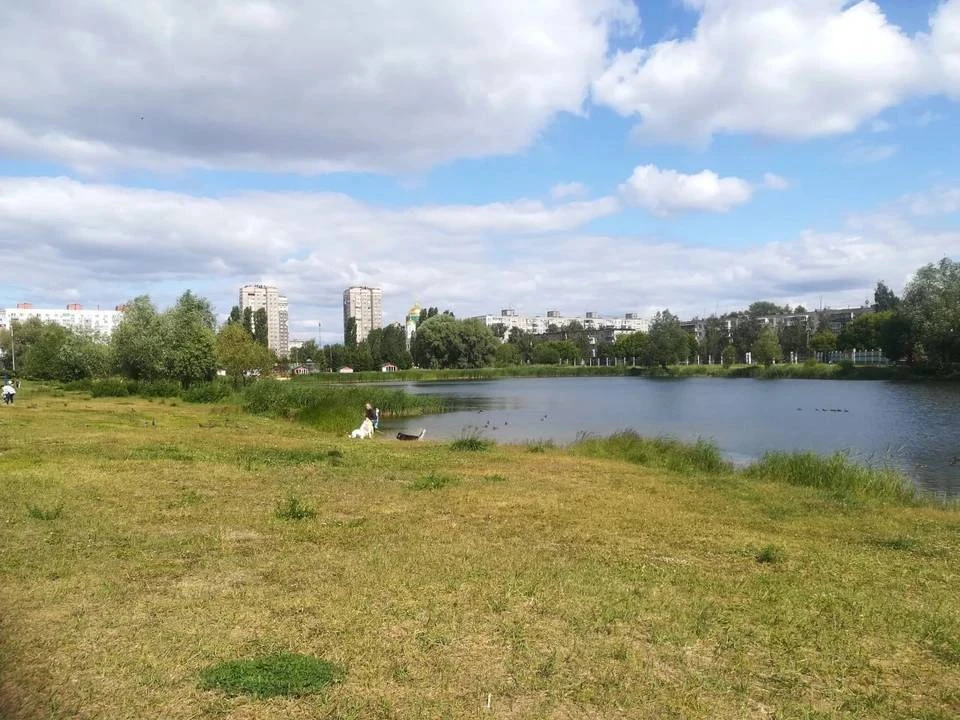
[448,426,493,451]
[408,473,459,490]
[275,495,317,520]
[25,502,63,521]
[572,431,730,474]
[745,451,918,503]
[241,379,443,431]
[0,394,957,719]
[199,653,343,697]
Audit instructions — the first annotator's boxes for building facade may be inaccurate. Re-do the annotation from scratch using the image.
[471,308,649,339]
[343,286,383,342]
[0,303,125,337]
[239,284,289,357]
[405,303,421,350]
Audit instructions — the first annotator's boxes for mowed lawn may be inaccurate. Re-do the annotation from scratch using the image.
[0,391,958,719]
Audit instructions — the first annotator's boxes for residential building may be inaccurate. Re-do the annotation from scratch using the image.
[0,303,125,337]
[239,283,289,357]
[343,286,383,342]
[471,308,649,339]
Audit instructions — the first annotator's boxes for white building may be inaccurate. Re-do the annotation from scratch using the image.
[343,286,383,342]
[239,284,289,357]
[0,303,125,337]
[471,308,649,339]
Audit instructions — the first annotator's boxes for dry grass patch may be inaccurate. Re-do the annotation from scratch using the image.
[0,393,957,719]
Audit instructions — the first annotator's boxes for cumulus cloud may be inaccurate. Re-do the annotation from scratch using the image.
[550,182,591,201]
[2,177,955,341]
[593,0,959,144]
[843,143,900,164]
[0,0,637,174]
[618,165,753,215]
[762,173,790,191]
[902,186,960,216]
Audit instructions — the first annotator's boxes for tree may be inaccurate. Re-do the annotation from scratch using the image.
[289,340,319,364]
[751,326,783,367]
[164,291,218,386]
[699,317,728,361]
[56,332,110,380]
[778,323,809,357]
[645,310,689,369]
[228,305,243,325]
[507,327,535,363]
[794,305,807,314]
[253,308,269,347]
[344,317,358,351]
[731,315,761,356]
[901,258,960,366]
[216,323,274,383]
[614,331,647,362]
[837,313,881,351]
[877,311,915,363]
[809,330,837,357]
[410,315,496,368]
[111,296,168,381]
[242,307,254,337]
[721,344,738,366]
[494,342,522,367]
[748,301,788,318]
[873,281,900,312]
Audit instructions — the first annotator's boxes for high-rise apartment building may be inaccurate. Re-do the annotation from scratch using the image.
[239,284,289,357]
[343,286,383,342]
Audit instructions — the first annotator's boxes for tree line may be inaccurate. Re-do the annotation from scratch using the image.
[2,258,956,380]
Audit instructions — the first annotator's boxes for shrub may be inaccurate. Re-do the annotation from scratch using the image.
[182,380,234,403]
[199,653,343,698]
[275,496,317,521]
[526,439,555,453]
[26,503,63,521]
[409,473,459,491]
[136,379,182,398]
[449,426,492,451]
[755,545,784,564]
[90,379,132,397]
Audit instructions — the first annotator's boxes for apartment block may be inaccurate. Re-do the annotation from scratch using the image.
[239,284,289,357]
[0,303,125,337]
[343,286,383,342]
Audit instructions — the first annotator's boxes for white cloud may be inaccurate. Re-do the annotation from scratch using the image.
[902,187,960,216]
[618,165,753,216]
[593,0,952,144]
[5,176,954,340]
[762,173,790,191]
[550,182,590,201]
[843,143,899,164]
[0,0,637,174]
[931,0,960,97]
[870,118,895,132]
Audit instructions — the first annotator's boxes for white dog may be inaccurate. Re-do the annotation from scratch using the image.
[349,418,375,439]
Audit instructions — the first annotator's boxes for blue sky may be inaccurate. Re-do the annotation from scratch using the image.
[0,0,958,341]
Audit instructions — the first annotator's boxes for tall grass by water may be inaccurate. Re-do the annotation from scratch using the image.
[572,431,730,475]
[241,379,443,430]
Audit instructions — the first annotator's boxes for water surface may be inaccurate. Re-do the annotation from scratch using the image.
[388,377,960,496]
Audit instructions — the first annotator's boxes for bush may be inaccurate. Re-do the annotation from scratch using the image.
[755,545,784,564]
[137,379,182,398]
[182,380,234,403]
[89,378,132,397]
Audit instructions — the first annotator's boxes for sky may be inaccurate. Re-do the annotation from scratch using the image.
[1,0,959,343]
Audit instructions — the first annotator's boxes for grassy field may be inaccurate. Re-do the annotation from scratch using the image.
[1,389,958,719]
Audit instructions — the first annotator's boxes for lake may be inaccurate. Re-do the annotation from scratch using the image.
[387,377,960,496]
